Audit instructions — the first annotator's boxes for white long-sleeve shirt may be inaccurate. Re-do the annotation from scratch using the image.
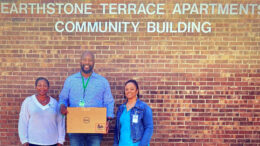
[18,95,65,145]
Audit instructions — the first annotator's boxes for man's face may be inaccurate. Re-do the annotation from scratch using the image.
[80,53,94,74]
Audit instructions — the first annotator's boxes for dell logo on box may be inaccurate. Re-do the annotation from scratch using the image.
[83,117,90,123]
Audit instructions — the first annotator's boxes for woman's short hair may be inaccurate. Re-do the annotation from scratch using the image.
[35,77,50,87]
[124,79,140,99]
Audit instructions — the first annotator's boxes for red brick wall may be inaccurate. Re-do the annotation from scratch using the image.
[0,0,259,146]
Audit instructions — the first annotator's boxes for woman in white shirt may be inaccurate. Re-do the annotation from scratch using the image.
[18,77,65,146]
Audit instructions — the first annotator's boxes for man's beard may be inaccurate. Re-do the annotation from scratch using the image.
[81,64,93,74]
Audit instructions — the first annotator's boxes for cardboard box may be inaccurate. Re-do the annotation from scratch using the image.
[67,107,107,133]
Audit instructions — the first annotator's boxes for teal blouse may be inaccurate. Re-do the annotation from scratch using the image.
[119,107,140,146]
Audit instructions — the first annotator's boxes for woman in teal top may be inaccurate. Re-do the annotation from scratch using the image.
[114,80,153,146]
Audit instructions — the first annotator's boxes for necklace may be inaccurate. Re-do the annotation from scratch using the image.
[41,98,48,104]
[126,101,136,110]
[37,95,49,105]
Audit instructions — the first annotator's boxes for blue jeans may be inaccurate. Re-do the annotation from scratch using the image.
[69,133,103,146]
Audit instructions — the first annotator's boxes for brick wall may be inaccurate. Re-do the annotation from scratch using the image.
[0,0,259,145]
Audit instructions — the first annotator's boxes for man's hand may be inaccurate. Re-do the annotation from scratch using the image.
[57,143,63,146]
[60,104,68,115]
[106,121,110,134]
[22,143,29,146]
[106,117,113,134]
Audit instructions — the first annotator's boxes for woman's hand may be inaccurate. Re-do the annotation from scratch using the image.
[22,143,29,146]
[60,104,68,115]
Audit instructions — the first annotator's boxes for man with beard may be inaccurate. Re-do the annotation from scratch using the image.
[59,51,114,146]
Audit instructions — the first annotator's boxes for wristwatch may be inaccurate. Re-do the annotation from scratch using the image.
[107,117,113,122]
